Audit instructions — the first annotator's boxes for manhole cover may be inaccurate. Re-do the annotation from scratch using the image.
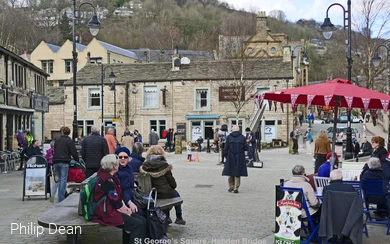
[195,184,213,188]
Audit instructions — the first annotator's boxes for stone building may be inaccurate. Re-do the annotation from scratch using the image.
[0,45,49,150]
[44,57,293,144]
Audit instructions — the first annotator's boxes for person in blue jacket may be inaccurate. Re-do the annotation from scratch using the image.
[318,152,339,177]
[129,142,145,173]
[114,147,137,209]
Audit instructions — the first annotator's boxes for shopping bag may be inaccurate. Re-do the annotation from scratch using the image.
[146,188,167,239]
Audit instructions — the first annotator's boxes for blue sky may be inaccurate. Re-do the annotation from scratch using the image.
[222,0,346,23]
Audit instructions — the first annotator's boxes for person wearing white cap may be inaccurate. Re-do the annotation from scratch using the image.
[222,125,248,193]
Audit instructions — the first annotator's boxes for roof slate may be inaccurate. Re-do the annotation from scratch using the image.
[76,43,87,51]
[64,58,292,86]
[46,43,61,53]
[98,40,138,60]
[128,49,214,62]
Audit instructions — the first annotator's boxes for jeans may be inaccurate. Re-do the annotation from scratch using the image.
[54,162,69,202]
[248,145,255,160]
[166,190,183,219]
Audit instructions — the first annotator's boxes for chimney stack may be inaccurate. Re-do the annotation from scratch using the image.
[256,11,268,38]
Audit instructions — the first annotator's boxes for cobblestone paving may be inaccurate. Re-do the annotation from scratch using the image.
[0,147,389,243]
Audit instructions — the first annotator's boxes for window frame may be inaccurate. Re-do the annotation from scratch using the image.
[149,119,167,139]
[193,87,211,111]
[65,60,72,73]
[87,87,101,110]
[142,85,160,109]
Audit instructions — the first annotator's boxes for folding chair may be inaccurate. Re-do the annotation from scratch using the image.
[279,186,322,244]
[313,176,329,190]
[361,179,390,235]
[343,180,363,198]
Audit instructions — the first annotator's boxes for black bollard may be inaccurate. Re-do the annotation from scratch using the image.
[207,138,211,153]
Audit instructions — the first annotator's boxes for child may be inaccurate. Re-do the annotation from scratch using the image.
[186,141,192,162]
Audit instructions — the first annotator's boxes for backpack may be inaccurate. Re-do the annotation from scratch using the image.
[290,131,294,139]
[80,176,106,221]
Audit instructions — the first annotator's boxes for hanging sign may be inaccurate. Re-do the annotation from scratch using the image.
[381,99,389,114]
[362,98,371,111]
[23,156,49,201]
[290,94,299,107]
[324,95,333,107]
[307,95,315,107]
[345,96,354,109]
[274,189,302,244]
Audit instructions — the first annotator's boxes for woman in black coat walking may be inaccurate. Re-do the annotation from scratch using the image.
[222,125,248,193]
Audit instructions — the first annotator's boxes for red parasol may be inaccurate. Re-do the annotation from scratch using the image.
[259,78,390,168]
[262,78,390,111]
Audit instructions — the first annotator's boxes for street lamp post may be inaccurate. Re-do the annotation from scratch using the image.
[321,0,353,160]
[72,0,101,142]
[372,43,390,152]
[100,65,116,135]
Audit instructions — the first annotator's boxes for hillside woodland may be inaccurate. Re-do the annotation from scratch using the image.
[0,0,389,86]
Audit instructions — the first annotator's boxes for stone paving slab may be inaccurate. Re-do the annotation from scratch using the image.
[0,148,389,243]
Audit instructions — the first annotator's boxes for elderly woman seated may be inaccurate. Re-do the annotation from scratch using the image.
[284,165,321,218]
[92,154,146,243]
[362,157,387,218]
[140,145,186,225]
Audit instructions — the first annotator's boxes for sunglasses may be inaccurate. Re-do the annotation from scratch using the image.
[118,156,129,159]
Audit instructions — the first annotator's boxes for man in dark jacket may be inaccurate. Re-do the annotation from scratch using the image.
[323,169,356,197]
[361,158,387,218]
[129,142,145,173]
[359,137,372,157]
[25,140,42,159]
[53,126,79,202]
[81,125,109,178]
[245,127,256,162]
[223,125,248,193]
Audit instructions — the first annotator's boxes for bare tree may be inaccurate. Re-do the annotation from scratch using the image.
[268,10,286,22]
[353,0,390,89]
[216,41,263,123]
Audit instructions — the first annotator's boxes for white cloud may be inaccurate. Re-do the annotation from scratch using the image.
[222,0,345,23]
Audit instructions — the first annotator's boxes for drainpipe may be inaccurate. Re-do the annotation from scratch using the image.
[125,82,129,126]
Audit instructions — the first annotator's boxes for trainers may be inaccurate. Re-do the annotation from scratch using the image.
[234,190,239,193]
[167,217,172,225]
[175,218,186,225]
[228,189,234,193]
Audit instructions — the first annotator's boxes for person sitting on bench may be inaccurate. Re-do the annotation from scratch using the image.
[140,145,186,225]
[93,154,146,243]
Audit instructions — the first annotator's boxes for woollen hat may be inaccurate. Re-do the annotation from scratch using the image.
[115,146,130,156]
[326,152,340,160]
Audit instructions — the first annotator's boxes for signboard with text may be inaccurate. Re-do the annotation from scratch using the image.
[176,123,186,141]
[23,156,49,201]
[264,126,276,141]
[274,189,302,244]
[219,87,245,102]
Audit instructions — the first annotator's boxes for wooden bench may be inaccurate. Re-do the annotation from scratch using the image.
[38,172,183,243]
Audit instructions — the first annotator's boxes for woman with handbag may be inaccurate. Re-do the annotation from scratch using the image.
[140,145,186,225]
[93,154,146,243]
